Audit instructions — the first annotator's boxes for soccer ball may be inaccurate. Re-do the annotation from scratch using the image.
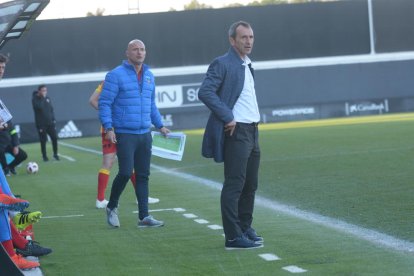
[26,162,39,174]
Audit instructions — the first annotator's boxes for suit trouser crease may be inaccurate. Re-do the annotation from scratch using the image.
[222,124,260,240]
[108,132,152,220]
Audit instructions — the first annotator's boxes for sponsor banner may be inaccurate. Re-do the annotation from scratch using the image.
[155,83,203,109]
[58,120,83,138]
[345,99,389,116]
[262,106,319,123]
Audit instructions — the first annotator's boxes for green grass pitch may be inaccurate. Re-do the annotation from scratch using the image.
[8,113,414,275]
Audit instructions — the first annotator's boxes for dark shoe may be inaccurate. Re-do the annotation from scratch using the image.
[9,167,17,175]
[4,168,11,176]
[43,156,49,162]
[53,154,60,161]
[16,240,52,257]
[225,235,264,250]
[244,227,264,244]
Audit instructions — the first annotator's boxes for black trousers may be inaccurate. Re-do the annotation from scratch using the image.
[37,124,58,158]
[0,145,28,170]
[222,123,260,240]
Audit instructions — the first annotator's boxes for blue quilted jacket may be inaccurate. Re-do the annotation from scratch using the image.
[99,60,163,134]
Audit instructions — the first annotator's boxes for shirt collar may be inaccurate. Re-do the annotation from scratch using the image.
[242,56,252,66]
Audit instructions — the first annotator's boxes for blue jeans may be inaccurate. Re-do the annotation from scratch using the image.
[107,132,152,220]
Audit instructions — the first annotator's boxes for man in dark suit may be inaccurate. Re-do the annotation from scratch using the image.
[198,21,263,250]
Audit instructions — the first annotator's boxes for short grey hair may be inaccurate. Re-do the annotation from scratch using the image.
[0,53,9,63]
[228,21,252,39]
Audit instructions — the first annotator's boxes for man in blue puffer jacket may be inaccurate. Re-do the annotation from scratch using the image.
[99,39,170,228]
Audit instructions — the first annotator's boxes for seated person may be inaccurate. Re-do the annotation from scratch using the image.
[0,120,27,175]
[0,168,39,270]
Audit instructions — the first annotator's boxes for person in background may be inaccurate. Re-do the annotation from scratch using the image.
[0,120,28,176]
[0,53,40,270]
[198,21,263,250]
[99,39,169,228]
[32,84,59,162]
[89,82,160,208]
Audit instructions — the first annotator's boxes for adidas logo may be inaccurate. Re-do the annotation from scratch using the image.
[58,120,83,138]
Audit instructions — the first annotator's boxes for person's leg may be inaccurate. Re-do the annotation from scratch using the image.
[47,125,59,158]
[10,221,28,250]
[0,148,8,174]
[238,127,260,232]
[0,209,12,245]
[221,124,252,240]
[107,133,135,210]
[130,171,136,190]
[97,133,117,204]
[8,147,27,172]
[134,132,152,220]
[38,128,48,160]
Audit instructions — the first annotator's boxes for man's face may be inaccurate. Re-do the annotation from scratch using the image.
[229,25,254,59]
[0,62,6,80]
[38,86,47,97]
[126,40,146,66]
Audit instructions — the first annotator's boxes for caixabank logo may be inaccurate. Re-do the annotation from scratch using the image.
[58,120,83,138]
[345,99,389,116]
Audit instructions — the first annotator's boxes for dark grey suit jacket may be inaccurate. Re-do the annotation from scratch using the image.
[198,47,247,163]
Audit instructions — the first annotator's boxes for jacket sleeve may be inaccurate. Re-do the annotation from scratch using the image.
[150,78,163,129]
[49,98,56,123]
[98,71,118,129]
[32,95,43,110]
[198,59,234,124]
[7,121,19,147]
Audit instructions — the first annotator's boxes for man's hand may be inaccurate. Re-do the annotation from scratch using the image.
[105,130,117,144]
[224,120,236,136]
[12,146,19,155]
[159,127,170,136]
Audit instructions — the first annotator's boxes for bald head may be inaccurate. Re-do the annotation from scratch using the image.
[126,39,146,68]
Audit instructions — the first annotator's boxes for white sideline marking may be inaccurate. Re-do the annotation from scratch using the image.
[208,225,223,230]
[61,142,414,253]
[57,153,76,162]
[173,208,186,212]
[194,219,209,224]
[183,213,198,218]
[42,214,84,219]
[150,164,414,253]
[259,253,281,261]
[132,208,174,213]
[282,266,307,273]
[59,141,102,155]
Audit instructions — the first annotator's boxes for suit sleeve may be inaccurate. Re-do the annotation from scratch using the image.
[198,59,234,124]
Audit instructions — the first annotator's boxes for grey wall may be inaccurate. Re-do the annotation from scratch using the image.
[1,1,370,77]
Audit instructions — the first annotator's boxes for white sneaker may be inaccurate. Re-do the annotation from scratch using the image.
[138,215,164,227]
[106,207,120,227]
[148,197,160,204]
[96,199,109,209]
[136,197,160,204]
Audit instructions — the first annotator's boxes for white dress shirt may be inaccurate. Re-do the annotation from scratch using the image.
[232,56,260,123]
